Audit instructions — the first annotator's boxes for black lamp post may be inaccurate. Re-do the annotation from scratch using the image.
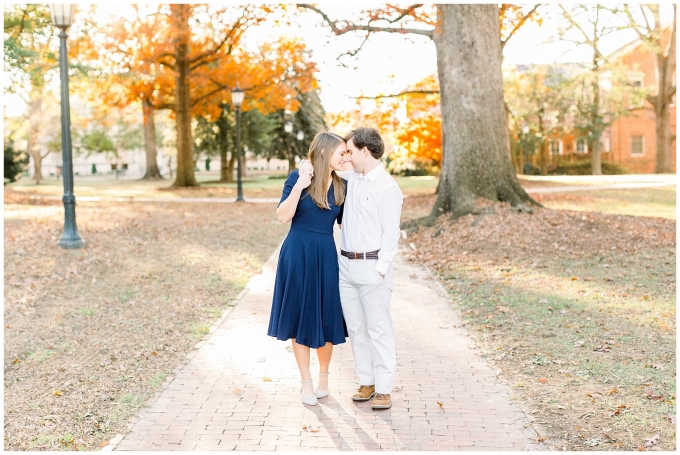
[231,85,245,202]
[50,4,84,249]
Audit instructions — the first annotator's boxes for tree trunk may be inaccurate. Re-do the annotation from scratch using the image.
[227,151,236,182]
[654,17,676,173]
[654,91,673,173]
[219,145,229,182]
[591,63,603,175]
[142,100,162,179]
[171,5,199,187]
[430,4,537,220]
[288,155,296,175]
[27,93,44,184]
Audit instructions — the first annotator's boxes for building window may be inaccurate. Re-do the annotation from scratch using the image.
[631,135,644,156]
[549,139,562,155]
[602,137,611,152]
[576,138,588,153]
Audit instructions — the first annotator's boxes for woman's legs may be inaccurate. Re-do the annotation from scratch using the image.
[291,339,315,398]
[316,342,333,392]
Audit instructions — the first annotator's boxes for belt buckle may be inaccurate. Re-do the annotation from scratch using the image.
[353,252,358,260]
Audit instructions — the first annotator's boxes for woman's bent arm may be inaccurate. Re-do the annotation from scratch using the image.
[277,186,305,224]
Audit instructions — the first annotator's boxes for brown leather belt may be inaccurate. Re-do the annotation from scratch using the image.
[341,249,380,260]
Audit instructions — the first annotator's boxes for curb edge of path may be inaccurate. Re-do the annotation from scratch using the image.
[101,241,285,451]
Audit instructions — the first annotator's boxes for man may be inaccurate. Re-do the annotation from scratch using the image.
[301,127,403,410]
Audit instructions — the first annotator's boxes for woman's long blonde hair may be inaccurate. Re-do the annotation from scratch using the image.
[306,132,346,210]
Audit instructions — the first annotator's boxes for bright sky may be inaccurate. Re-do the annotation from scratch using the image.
[4,3,673,117]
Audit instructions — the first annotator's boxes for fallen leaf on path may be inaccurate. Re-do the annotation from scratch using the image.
[645,389,665,400]
[53,390,63,396]
[608,388,618,395]
[586,392,602,400]
[437,401,444,408]
[538,378,549,384]
[99,440,109,447]
[232,388,243,395]
[644,434,660,447]
[608,404,627,417]
[496,305,513,313]
[665,415,676,424]
[262,377,272,382]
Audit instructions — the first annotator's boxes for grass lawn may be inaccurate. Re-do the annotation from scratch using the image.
[4,192,289,450]
[535,187,676,220]
[402,195,676,451]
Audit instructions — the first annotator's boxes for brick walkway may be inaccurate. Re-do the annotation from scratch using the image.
[110,235,541,451]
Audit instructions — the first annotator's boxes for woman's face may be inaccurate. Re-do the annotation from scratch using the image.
[329,142,348,171]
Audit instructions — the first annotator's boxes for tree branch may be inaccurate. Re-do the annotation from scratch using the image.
[190,86,228,108]
[559,6,595,48]
[188,11,244,65]
[297,4,434,39]
[501,4,540,50]
[352,89,439,100]
[337,35,370,67]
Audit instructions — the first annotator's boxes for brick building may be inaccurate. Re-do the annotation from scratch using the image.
[607,27,676,173]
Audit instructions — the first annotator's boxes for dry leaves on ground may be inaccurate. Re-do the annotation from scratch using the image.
[4,195,288,451]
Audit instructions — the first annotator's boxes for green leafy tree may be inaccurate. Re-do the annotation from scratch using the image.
[4,4,57,183]
[4,139,29,184]
[268,89,327,174]
[194,106,276,182]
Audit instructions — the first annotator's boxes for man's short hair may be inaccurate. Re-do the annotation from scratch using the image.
[345,127,384,159]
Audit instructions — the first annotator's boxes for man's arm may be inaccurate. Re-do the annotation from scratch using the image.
[376,184,403,276]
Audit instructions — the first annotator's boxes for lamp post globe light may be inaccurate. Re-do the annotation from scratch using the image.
[231,85,245,202]
[50,4,83,249]
[296,130,304,156]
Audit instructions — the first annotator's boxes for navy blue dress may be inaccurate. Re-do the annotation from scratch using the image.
[267,170,348,349]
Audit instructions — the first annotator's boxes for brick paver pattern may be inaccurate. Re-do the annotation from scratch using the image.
[114,234,539,451]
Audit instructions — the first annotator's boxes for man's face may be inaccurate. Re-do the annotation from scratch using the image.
[346,138,364,173]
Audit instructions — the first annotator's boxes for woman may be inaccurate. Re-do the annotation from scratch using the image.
[267,132,348,406]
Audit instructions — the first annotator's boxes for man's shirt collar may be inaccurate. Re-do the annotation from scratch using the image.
[363,162,384,182]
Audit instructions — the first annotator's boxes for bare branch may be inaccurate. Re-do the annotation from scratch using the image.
[337,35,370,67]
[352,89,439,100]
[501,4,540,50]
[559,5,595,48]
[188,10,244,65]
[297,4,434,39]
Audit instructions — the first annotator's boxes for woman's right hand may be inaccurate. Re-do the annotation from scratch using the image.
[294,169,312,190]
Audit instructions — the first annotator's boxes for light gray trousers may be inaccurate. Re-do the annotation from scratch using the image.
[339,256,396,394]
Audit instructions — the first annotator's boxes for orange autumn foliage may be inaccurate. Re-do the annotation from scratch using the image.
[328,75,441,165]
[74,5,316,118]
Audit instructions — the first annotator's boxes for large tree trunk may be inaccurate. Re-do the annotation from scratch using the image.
[430,4,536,220]
[654,17,676,173]
[171,5,199,187]
[142,100,163,179]
[219,145,229,182]
[27,93,44,184]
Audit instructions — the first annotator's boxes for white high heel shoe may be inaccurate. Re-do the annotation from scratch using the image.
[315,373,329,399]
[301,380,318,406]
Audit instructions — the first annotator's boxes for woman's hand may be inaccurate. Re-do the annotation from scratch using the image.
[294,168,313,190]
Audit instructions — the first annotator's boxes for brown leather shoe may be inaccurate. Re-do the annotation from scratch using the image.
[372,393,392,409]
[351,385,375,402]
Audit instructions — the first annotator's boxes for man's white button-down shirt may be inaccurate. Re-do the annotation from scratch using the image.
[338,164,404,275]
